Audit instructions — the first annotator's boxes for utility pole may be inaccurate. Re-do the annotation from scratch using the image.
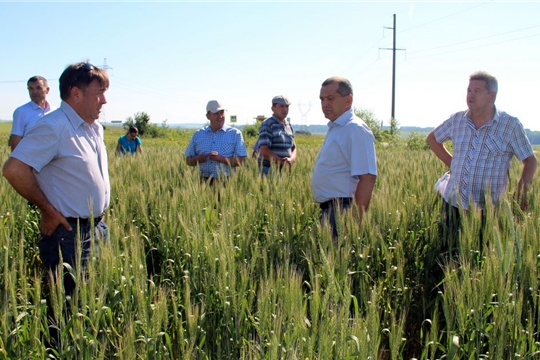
[380,14,405,133]
[99,58,113,72]
[298,101,311,131]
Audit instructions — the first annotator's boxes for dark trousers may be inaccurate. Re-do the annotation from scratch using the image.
[39,218,105,349]
[258,159,285,177]
[38,219,99,296]
[440,201,461,255]
[440,200,486,257]
[319,198,352,239]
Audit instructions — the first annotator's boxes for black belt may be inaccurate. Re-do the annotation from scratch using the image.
[66,215,103,225]
[319,197,352,210]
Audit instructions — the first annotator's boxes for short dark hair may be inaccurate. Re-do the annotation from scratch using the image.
[27,76,48,87]
[129,126,138,134]
[59,62,109,100]
[321,76,353,96]
[469,71,498,94]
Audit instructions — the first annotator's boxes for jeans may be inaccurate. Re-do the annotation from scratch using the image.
[440,200,486,258]
[38,219,108,296]
[320,198,352,239]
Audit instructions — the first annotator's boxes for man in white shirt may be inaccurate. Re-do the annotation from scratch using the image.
[9,75,53,151]
[312,76,378,238]
[3,61,110,348]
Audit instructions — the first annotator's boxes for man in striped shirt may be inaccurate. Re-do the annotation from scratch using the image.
[257,95,297,175]
[427,71,537,249]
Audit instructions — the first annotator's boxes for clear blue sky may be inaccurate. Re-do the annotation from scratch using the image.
[1,1,539,130]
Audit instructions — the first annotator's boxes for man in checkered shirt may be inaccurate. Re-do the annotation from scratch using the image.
[185,100,247,184]
[427,71,537,250]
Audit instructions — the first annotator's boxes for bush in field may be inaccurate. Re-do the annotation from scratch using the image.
[242,122,261,138]
[125,111,151,136]
[124,113,190,139]
[355,107,401,144]
[406,131,430,150]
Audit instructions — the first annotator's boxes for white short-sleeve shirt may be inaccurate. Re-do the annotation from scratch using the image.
[10,101,110,218]
[11,100,52,137]
[311,109,377,203]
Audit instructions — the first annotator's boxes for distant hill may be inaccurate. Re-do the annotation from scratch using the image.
[151,123,540,144]
[5,119,540,145]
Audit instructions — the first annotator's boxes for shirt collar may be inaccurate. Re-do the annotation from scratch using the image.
[60,101,86,130]
[270,115,287,125]
[328,108,354,128]
[30,100,50,111]
[204,123,230,133]
[465,106,500,125]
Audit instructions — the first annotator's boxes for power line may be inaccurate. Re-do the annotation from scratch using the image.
[398,1,492,34]
[342,36,385,72]
[0,79,58,84]
[407,24,540,56]
[406,32,540,60]
[343,2,494,81]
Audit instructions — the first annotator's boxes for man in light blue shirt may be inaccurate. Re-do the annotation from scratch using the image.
[3,62,110,297]
[3,61,111,348]
[9,76,53,151]
[185,100,247,183]
[311,76,377,238]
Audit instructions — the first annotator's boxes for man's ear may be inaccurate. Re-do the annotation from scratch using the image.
[69,86,83,103]
[346,94,353,107]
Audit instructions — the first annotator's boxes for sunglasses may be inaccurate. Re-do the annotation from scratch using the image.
[70,62,95,88]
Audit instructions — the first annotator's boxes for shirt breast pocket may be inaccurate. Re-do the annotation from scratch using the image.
[485,134,509,155]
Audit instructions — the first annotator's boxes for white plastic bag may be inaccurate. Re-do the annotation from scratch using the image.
[435,172,451,199]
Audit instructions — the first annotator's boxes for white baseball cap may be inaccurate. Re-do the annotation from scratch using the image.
[206,100,226,113]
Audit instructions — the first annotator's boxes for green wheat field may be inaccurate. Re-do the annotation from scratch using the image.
[0,122,539,359]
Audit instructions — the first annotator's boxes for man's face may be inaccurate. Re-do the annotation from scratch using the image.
[78,80,108,123]
[467,79,495,112]
[319,82,352,121]
[27,80,49,105]
[206,110,225,131]
[272,103,289,121]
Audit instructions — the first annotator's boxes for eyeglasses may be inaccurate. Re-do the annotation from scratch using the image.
[70,62,95,88]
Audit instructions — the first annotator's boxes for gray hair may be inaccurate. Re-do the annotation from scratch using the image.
[469,71,498,94]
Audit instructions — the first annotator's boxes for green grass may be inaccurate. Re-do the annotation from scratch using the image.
[0,122,539,359]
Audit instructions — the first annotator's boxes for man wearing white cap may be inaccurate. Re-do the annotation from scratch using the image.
[185,100,247,183]
[257,95,297,175]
